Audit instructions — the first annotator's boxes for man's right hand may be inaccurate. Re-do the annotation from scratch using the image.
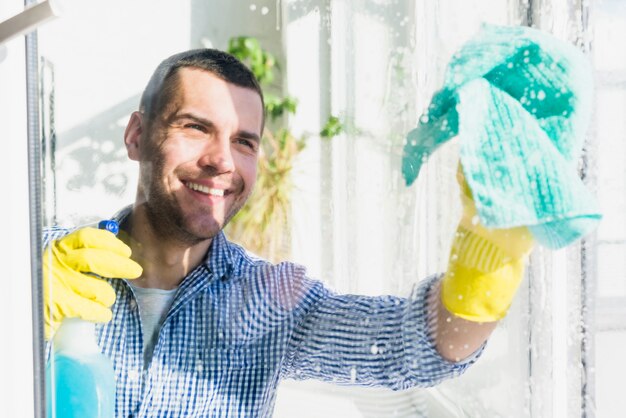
[43,227,143,339]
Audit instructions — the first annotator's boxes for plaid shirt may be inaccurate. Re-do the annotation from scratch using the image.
[44,211,482,417]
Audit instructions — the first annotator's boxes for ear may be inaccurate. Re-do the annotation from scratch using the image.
[124,111,144,161]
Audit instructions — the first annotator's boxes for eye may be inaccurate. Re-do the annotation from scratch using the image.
[185,123,207,133]
[235,138,257,150]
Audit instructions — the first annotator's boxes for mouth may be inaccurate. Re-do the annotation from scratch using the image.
[184,181,226,197]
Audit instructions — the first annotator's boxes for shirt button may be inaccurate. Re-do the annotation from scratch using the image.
[129,299,137,311]
[128,370,140,380]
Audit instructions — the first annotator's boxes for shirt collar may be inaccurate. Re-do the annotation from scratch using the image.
[112,205,235,281]
[205,231,235,280]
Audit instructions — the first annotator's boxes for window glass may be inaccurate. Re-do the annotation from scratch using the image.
[590,1,626,416]
[30,0,611,417]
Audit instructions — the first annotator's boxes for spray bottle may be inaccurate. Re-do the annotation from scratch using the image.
[45,220,119,418]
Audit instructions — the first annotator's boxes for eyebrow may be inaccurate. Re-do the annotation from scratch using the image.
[173,112,261,143]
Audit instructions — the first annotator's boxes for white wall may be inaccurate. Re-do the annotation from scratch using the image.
[0,2,36,416]
[37,0,193,226]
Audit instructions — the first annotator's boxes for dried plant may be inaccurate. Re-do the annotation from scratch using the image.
[225,37,342,262]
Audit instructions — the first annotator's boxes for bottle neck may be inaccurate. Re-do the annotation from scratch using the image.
[53,318,100,354]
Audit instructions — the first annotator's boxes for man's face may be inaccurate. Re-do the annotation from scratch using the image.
[129,67,263,245]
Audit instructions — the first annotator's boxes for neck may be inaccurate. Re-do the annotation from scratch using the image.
[122,204,213,290]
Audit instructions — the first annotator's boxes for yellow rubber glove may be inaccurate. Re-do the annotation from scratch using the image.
[43,227,143,339]
[442,167,534,322]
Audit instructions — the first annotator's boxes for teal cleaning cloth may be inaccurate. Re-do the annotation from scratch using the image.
[402,24,601,249]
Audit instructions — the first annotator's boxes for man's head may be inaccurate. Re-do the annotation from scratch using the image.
[124,49,265,245]
[139,49,265,133]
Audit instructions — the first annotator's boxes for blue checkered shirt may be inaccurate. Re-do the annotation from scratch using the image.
[44,214,483,417]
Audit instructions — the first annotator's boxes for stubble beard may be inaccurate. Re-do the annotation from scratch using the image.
[141,157,251,247]
[138,122,254,247]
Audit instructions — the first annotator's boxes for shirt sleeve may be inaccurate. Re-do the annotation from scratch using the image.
[280,273,485,390]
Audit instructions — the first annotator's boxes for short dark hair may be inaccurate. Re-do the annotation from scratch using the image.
[139,48,265,131]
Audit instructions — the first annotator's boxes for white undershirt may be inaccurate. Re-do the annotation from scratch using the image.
[129,283,178,367]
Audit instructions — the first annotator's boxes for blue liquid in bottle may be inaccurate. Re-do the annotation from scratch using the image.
[46,318,116,418]
[46,220,119,417]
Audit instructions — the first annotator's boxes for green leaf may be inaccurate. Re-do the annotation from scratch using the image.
[320,115,343,139]
[265,96,298,121]
[227,36,275,85]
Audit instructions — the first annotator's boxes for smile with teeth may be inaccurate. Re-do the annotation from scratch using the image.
[184,181,225,197]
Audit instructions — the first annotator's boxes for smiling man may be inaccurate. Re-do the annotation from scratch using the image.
[43,49,531,417]
[122,63,263,291]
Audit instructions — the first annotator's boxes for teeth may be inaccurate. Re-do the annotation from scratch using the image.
[186,182,224,196]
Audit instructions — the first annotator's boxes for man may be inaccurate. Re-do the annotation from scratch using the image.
[44,49,531,417]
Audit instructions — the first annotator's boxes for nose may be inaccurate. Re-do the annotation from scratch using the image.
[198,135,235,174]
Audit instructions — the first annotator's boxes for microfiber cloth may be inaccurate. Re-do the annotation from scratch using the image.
[402,24,601,249]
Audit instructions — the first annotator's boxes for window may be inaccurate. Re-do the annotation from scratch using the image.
[590,1,626,416]
[0,0,620,417]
